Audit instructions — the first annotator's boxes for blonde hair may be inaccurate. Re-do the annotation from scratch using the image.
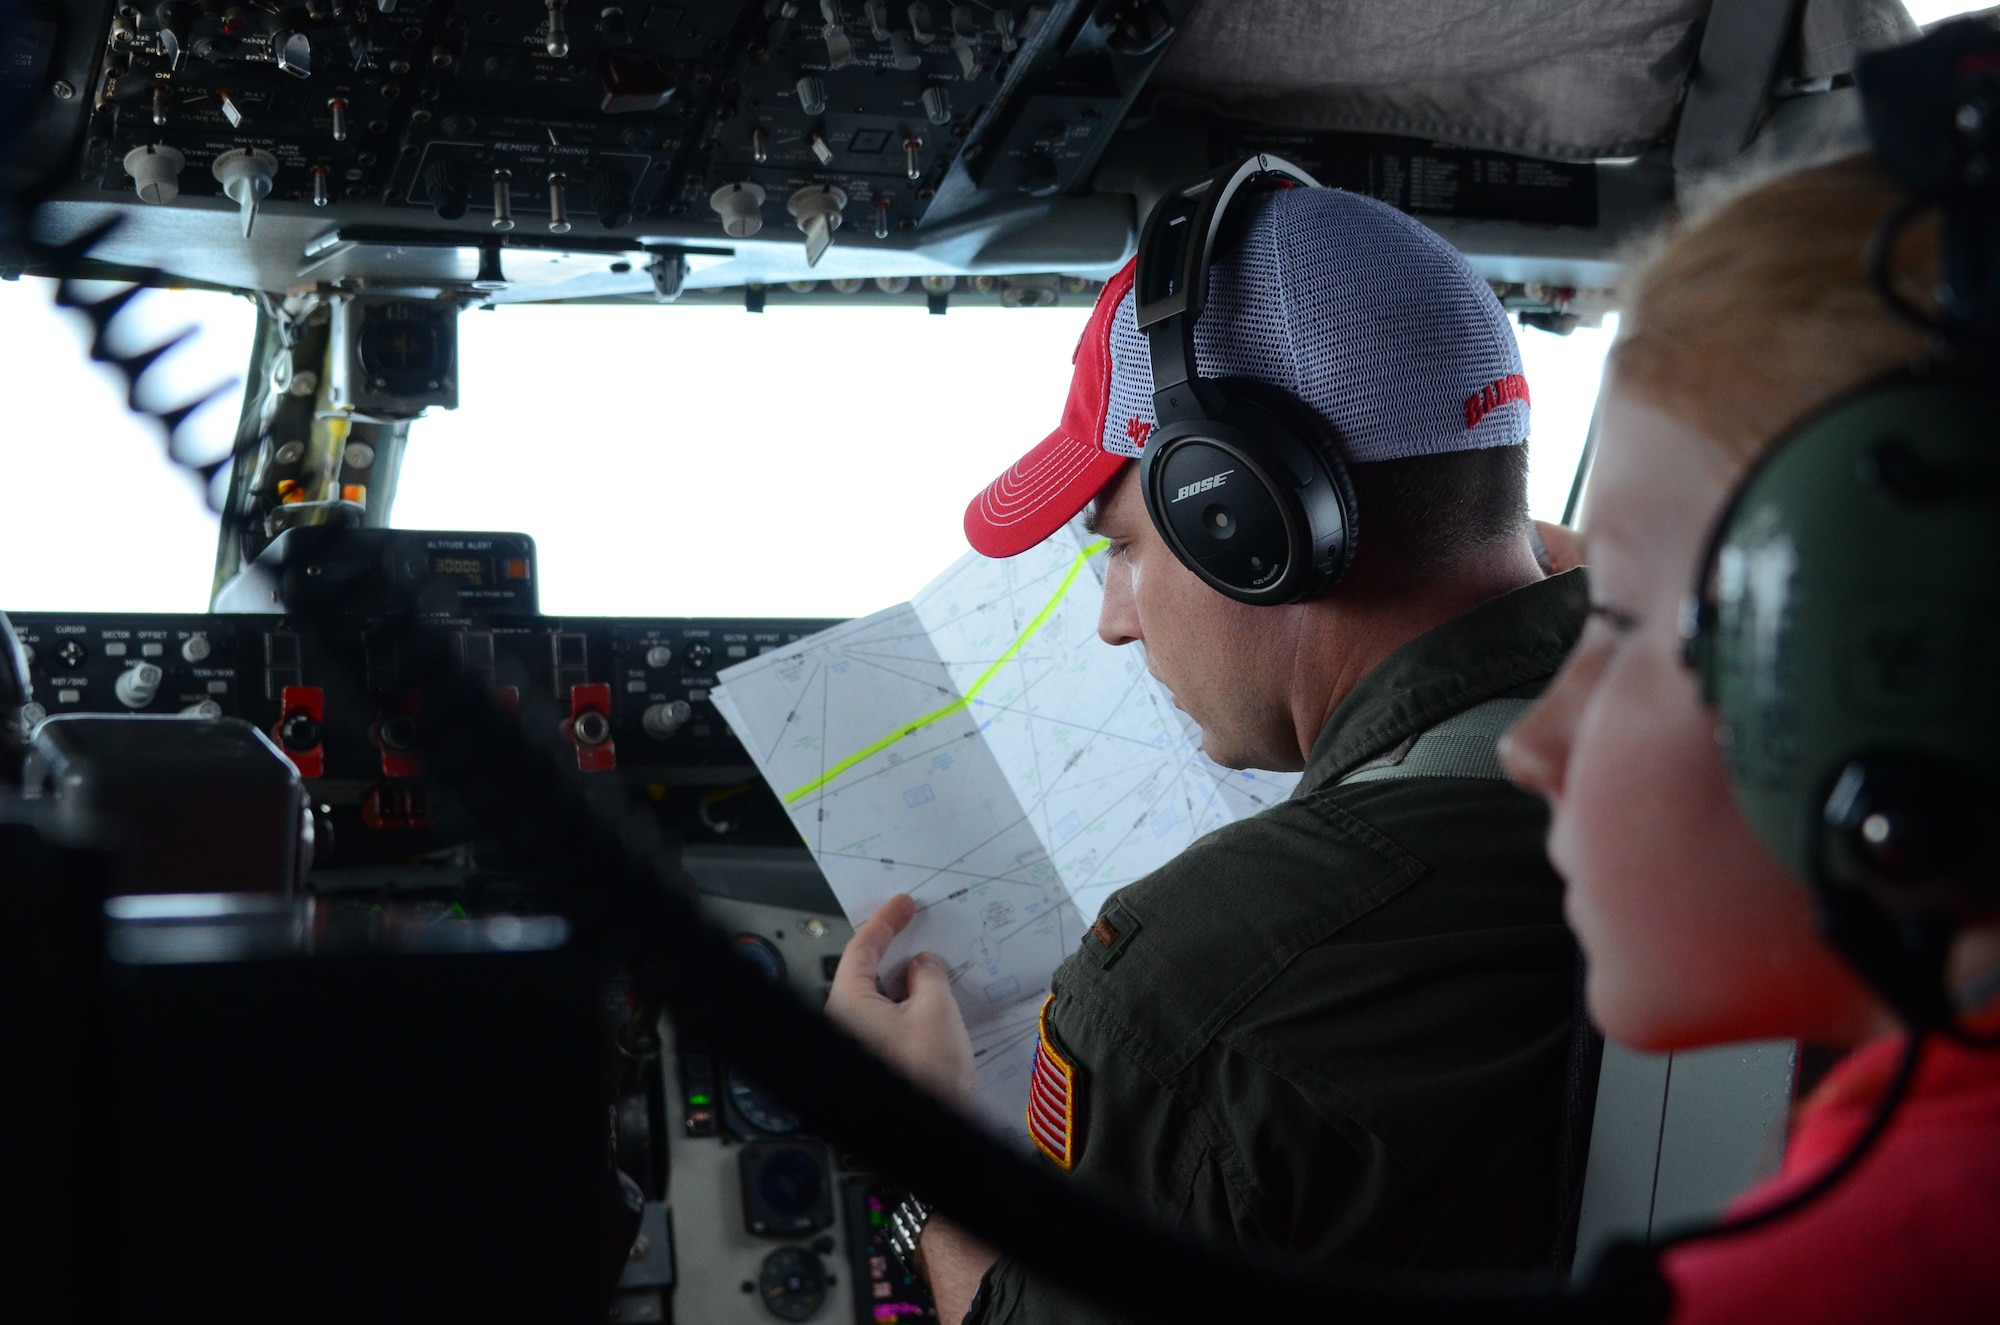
[1611,155,1938,469]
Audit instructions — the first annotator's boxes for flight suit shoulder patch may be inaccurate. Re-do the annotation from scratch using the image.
[1026,995,1078,1171]
[1082,898,1141,970]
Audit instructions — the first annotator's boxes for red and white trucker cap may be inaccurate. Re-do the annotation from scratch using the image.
[963,187,1531,558]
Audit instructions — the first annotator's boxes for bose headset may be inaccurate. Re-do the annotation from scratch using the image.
[1681,18,2000,1041]
[1131,155,1360,606]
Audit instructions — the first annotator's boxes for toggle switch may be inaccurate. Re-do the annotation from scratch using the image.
[873,197,890,238]
[952,34,980,79]
[211,148,278,238]
[904,136,922,180]
[275,685,324,778]
[710,180,766,237]
[547,171,571,233]
[158,1,191,71]
[491,168,515,231]
[328,96,349,142]
[114,662,164,710]
[311,164,331,207]
[123,144,186,204]
[751,126,768,163]
[372,694,422,778]
[151,84,168,126]
[787,185,847,267]
[567,683,617,772]
[545,0,570,56]
[641,699,692,741]
[274,29,313,77]
[822,0,856,68]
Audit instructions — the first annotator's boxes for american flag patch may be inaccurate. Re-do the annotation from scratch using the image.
[1027,994,1077,1171]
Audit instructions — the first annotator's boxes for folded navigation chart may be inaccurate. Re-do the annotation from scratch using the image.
[709,527,1300,1138]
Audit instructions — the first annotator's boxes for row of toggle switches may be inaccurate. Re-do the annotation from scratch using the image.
[124,145,597,237]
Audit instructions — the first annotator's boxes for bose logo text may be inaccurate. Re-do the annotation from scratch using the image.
[1172,470,1234,502]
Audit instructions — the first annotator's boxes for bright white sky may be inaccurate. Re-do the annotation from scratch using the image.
[0,280,1611,617]
[1906,0,1992,22]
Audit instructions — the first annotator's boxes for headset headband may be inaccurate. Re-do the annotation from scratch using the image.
[1133,154,1320,426]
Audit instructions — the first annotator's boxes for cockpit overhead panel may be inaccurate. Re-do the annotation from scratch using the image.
[14,0,1167,294]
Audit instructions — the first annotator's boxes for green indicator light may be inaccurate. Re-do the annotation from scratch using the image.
[687,1094,712,1106]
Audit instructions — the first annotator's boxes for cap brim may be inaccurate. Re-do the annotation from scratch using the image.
[964,427,1128,558]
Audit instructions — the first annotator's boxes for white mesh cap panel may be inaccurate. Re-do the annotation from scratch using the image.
[1099,188,1528,464]
[1099,284,1153,459]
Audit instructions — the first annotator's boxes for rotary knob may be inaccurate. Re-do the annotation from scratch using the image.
[211,148,279,239]
[711,181,766,238]
[114,662,164,709]
[123,144,186,204]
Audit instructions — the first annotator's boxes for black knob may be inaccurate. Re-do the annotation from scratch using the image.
[588,167,634,229]
[423,160,470,220]
[280,712,321,750]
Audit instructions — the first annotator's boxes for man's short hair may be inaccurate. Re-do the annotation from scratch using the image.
[1347,444,1529,572]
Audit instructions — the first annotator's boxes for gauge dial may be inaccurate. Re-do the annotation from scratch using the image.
[757,1245,827,1321]
[732,932,787,983]
[726,1063,801,1137]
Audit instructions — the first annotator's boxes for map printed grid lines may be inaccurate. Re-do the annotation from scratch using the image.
[711,528,1299,1137]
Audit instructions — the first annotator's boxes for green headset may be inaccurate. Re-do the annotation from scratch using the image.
[1681,19,2000,1038]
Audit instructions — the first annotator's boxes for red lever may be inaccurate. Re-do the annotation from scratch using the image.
[275,685,324,778]
[567,682,616,772]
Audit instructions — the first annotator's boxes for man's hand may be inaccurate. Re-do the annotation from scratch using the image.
[827,896,996,1322]
[825,894,976,1109]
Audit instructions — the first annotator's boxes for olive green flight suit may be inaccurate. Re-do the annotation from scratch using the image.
[970,569,1590,1323]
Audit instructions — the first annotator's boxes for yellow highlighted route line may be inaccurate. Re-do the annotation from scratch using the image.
[783,539,1109,804]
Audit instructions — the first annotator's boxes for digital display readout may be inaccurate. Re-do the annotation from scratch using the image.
[427,554,492,587]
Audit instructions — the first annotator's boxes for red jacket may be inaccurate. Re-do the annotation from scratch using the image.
[1665,1033,2000,1323]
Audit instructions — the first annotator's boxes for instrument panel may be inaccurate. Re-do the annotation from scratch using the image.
[7,606,838,859]
[6,599,944,1324]
[672,865,939,1325]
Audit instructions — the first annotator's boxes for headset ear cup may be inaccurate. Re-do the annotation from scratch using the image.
[1137,384,1357,607]
[1692,371,2000,1032]
[1140,419,1303,604]
[1215,380,1359,589]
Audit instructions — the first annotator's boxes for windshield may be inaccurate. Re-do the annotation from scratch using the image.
[0,281,1611,616]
